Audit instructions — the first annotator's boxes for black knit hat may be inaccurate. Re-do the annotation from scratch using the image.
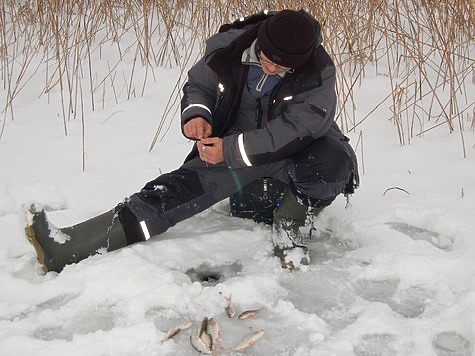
[257,10,316,68]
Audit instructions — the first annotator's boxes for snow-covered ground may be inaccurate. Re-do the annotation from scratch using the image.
[1,34,474,356]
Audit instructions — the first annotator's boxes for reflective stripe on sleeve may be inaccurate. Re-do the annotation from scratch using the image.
[182,103,212,116]
[238,133,252,167]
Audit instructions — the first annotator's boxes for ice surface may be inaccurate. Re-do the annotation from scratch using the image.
[33,307,115,341]
[354,278,429,318]
[354,333,398,356]
[433,331,473,356]
[307,228,358,264]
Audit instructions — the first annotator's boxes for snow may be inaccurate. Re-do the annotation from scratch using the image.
[1,30,475,356]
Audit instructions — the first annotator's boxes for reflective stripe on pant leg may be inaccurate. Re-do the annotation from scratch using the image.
[125,158,289,237]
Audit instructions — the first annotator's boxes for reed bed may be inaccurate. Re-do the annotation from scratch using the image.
[1,0,473,160]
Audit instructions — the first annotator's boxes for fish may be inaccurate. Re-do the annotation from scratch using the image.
[190,335,212,354]
[197,317,212,350]
[237,305,266,320]
[160,320,194,344]
[224,294,236,318]
[233,329,265,352]
[197,317,209,337]
[206,317,221,345]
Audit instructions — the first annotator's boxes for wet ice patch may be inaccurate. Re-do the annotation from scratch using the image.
[432,331,472,356]
[307,228,358,264]
[185,261,242,286]
[354,279,429,318]
[33,307,115,341]
[388,285,429,318]
[282,268,357,331]
[33,325,67,341]
[354,278,400,302]
[36,293,78,311]
[1,291,80,322]
[354,333,398,356]
[387,222,454,250]
[145,306,186,330]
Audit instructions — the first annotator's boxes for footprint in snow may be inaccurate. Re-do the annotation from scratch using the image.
[387,222,454,251]
[354,278,429,318]
[2,293,79,322]
[33,307,115,341]
[432,331,472,356]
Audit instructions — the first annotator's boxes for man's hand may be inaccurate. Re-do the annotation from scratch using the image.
[198,137,224,165]
[183,117,212,140]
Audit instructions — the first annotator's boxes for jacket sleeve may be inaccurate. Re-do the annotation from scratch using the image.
[180,30,241,135]
[181,56,219,131]
[223,66,338,169]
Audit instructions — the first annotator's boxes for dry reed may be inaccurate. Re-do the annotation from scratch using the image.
[0,0,473,165]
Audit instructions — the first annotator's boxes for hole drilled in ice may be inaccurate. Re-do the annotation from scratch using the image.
[185,261,242,286]
[387,222,454,250]
[433,331,472,356]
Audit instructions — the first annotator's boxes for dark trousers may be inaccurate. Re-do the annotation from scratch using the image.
[125,135,358,236]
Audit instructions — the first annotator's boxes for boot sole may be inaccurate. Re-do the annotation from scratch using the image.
[25,225,49,274]
[274,245,310,270]
[281,255,309,271]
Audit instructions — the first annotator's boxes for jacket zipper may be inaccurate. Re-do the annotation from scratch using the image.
[256,98,263,128]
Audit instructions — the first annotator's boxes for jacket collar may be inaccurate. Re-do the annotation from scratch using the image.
[208,24,332,93]
[241,39,288,79]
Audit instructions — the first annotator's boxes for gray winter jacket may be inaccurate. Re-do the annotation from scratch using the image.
[181,12,345,169]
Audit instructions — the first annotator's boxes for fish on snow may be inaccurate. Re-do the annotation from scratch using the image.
[224,293,236,318]
[233,330,265,352]
[206,317,221,345]
[237,305,267,320]
[190,335,213,354]
[160,320,194,344]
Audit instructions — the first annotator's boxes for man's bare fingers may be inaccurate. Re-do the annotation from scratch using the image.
[184,117,212,140]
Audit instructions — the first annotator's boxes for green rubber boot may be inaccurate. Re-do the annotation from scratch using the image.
[272,190,323,270]
[25,204,131,273]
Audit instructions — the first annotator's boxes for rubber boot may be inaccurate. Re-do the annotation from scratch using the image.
[272,190,324,270]
[24,204,143,273]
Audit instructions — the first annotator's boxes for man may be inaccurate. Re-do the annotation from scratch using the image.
[25,10,359,273]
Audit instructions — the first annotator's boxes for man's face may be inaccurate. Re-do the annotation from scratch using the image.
[258,51,291,75]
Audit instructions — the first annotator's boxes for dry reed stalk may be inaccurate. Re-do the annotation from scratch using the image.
[0,0,472,162]
[80,79,86,171]
[354,130,365,176]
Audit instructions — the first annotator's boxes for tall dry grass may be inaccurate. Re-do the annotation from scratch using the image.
[1,0,474,166]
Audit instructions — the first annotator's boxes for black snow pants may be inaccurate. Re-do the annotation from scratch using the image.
[125,135,358,237]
